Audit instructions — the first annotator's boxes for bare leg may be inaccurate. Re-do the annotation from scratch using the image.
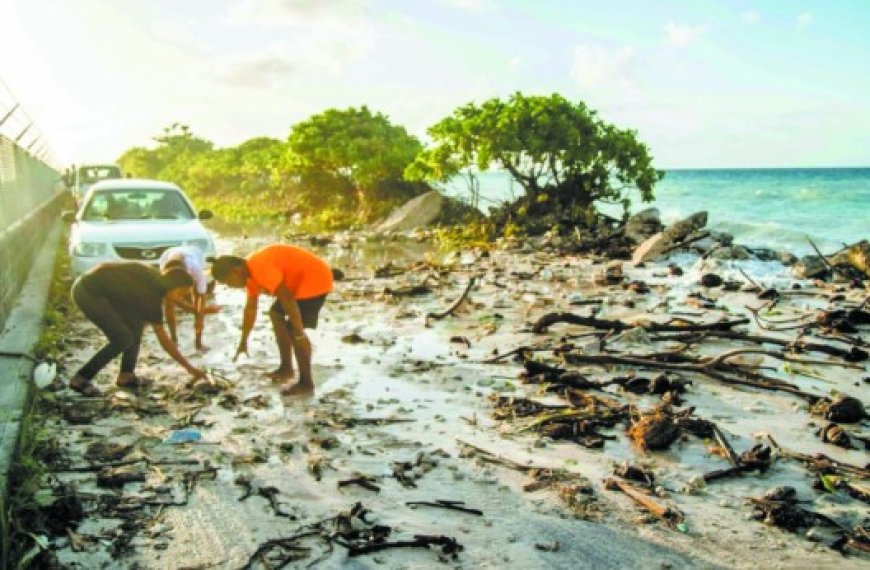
[266,309,295,381]
[280,335,314,397]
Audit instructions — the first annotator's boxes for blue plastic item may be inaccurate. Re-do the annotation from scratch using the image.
[163,428,202,444]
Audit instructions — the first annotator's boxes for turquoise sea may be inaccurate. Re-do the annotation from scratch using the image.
[444,168,870,256]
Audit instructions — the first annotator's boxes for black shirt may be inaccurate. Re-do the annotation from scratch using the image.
[78,262,170,324]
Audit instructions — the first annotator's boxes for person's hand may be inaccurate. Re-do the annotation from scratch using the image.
[233,340,249,362]
[187,366,207,380]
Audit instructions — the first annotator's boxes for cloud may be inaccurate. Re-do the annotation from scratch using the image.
[221,0,377,78]
[571,44,636,88]
[664,22,704,47]
[215,53,296,87]
[796,12,813,29]
[228,0,369,24]
[741,10,760,25]
[440,0,497,12]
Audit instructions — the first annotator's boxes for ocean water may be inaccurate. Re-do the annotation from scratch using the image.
[443,168,869,256]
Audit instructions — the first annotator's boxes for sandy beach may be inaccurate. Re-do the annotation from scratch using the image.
[26,229,867,569]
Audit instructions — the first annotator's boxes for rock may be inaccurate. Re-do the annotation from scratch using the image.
[778,251,798,265]
[632,211,708,265]
[829,240,870,277]
[668,263,683,276]
[709,245,751,260]
[750,247,779,262]
[376,191,445,233]
[689,237,716,254]
[700,273,723,287]
[792,255,829,279]
[708,231,734,246]
[624,208,664,244]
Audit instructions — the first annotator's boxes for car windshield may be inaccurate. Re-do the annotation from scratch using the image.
[82,189,195,221]
[79,165,121,184]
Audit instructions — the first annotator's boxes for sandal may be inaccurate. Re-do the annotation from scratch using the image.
[69,377,102,397]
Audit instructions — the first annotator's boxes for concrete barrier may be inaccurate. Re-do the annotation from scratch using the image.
[0,191,67,330]
[0,220,61,512]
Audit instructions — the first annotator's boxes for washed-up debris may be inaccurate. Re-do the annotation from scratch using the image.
[97,465,147,488]
[406,500,483,516]
[84,442,133,463]
[425,276,476,326]
[811,394,867,423]
[603,478,684,528]
[766,435,870,479]
[613,462,656,488]
[703,444,771,483]
[817,423,854,449]
[457,440,596,516]
[627,406,680,451]
[162,428,203,444]
[236,474,294,518]
[749,487,870,554]
[338,474,381,492]
[240,502,463,568]
[392,451,440,488]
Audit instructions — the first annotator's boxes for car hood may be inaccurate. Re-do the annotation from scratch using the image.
[73,220,212,244]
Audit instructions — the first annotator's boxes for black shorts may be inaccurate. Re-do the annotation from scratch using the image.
[270,294,327,330]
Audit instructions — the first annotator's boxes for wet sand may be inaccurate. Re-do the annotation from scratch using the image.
[41,232,868,569]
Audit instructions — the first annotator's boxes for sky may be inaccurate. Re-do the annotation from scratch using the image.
[0,0,868,169]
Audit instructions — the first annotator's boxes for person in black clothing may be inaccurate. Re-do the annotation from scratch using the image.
[68,262,207,396]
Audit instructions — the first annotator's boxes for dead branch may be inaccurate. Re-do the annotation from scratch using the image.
[560,351,823,402]
[603,478,683,525]
[531,312,749,335]
[766,435,870,479]
[425,277,476,325]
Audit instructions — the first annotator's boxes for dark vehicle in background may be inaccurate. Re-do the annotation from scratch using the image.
[73,164,122,203]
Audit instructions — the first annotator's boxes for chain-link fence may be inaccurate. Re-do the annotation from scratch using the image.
[0,134,61,232]
[0,81,64,327]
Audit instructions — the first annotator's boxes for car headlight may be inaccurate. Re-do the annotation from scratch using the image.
[73,242,107,257]
[185,239,212,253]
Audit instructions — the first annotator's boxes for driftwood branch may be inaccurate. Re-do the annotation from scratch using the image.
[532,312,749,334]
[603,478,683,525]
[425,277,476,326]
[560,351,822,402]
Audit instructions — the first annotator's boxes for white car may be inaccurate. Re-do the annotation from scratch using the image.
[64,179,216,276]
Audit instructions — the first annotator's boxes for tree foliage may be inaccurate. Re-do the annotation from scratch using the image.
[116,110,427,229]
[288,106,426,218]
[407,92,662,233]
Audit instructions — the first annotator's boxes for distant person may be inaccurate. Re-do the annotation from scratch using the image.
[68,262,207,396]
[212,244,333,397]
[159,245,219,350]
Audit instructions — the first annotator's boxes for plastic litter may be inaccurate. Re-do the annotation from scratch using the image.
[33,361,57,389]
[162,428,202,444]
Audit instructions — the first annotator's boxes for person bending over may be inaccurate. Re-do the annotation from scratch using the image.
[212,244,333,396]
[159,245,219,350]
[68,262,207,396]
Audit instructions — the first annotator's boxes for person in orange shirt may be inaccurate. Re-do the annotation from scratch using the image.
[212,244,333,396]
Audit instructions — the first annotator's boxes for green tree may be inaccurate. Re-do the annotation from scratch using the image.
[407,92,662,234]
[288,106,426,220]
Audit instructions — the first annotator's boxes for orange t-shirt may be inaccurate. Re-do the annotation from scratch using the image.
[245,244,333,300]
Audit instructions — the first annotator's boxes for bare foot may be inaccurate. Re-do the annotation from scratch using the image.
[279,381,314,397]
[266,368,295,382]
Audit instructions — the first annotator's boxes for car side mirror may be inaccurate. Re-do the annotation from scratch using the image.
[62,211,77,223]
[198,209,213,220]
